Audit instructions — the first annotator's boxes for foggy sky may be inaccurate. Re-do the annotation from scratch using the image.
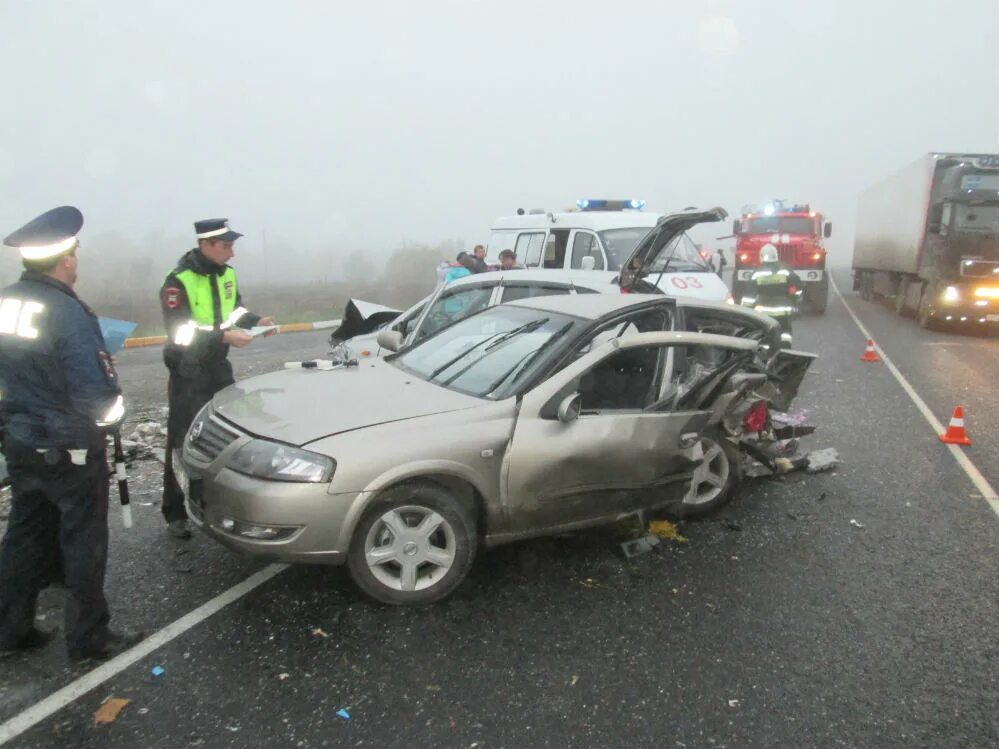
[1,0,997,281]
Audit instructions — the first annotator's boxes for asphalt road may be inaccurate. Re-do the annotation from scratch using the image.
[2,271,997,748]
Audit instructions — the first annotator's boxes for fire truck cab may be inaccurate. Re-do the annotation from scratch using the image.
[731,201,832,313]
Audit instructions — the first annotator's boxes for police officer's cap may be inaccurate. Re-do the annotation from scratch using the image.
[3,206,84,261]
[195,218,243,243]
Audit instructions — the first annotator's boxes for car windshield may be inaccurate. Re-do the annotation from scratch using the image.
[744,217,815,235]
[395,305,579,400]
[598,227,653,270]
[645,233,713,274]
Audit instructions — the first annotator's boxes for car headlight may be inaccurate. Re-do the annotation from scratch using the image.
[942,286,960,303]
[226,439,335,483]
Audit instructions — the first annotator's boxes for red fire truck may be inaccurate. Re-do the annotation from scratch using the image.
[731,201,833,313]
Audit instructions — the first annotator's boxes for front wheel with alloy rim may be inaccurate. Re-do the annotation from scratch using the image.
[671,429,742,518]
[348,482,478,605]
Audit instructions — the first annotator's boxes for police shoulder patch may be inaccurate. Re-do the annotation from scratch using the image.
[163,286,182,309]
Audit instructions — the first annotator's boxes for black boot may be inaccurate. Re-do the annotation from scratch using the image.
[68,629,145,662]
[0,627,55,657]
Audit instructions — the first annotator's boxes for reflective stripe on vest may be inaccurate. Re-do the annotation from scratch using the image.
[172,267,238,329]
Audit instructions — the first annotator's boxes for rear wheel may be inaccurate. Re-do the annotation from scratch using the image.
[895,279,910,316]
[671,430,742,518]
[348,482,478,605]
[918,285,937,330]
[860,272,873,301]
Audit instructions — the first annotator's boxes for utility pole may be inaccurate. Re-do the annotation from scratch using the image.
[262,228,268,283]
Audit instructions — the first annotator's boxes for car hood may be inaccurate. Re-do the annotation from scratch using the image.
[212,360,485,446]
[618,207,729,291]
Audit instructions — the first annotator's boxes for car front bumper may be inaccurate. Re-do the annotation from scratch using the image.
[178,449,355,565]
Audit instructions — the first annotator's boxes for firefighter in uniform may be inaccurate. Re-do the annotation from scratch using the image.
[741,243,802,343]
[0,207,143,660]
[160,219,273,538]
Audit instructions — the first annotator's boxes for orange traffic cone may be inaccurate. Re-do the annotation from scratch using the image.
[860,339,881,362]
[939,407,972,446]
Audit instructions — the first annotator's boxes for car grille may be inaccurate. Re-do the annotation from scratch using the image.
[777,245,796,265]
[189,410,243,461]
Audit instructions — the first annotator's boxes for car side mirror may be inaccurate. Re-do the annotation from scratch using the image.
[557,393,582,423]
[823,222,832,239]
[732,219,742,235]
[376,329,404,353]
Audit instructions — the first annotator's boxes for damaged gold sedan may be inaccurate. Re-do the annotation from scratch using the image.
[178,209,816,604]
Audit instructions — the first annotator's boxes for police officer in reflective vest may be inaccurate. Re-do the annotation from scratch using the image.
[741,243,802,340]
[160,219,273,538]
[0,207,143,660]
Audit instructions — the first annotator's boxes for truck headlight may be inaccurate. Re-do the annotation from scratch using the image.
[942,286,960,303]
[226,440,335,483]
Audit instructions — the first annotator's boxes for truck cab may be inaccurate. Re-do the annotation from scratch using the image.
[731,201,832,313]
[487,199,731,303]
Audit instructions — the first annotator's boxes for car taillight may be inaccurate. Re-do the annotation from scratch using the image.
[743,400,769,433]
[620,287,630,294]
[797,250,824,266]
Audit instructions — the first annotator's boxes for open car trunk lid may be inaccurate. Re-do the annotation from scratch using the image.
[618,207,729,292]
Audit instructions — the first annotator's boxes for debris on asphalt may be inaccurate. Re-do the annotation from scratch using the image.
[850,519,865,529]
[817,492,827,502]
[94,697,131,725]
[724,521,742,532]
[773,409,810,427]
[648,520,688,543]
[278,673,290,680]
[570,675,580,686]
[805,448,841,473]
[579,578,606,590]
[336,708,351,720]
[619,534,661,559]
[151,665,165,677]
[786,512,798,520]
[312,628,329,638]
[728,699,741,708]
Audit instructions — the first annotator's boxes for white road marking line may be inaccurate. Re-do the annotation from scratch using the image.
[830,276,999,515]
[0,563,288,746]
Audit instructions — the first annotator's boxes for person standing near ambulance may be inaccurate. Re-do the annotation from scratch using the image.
[159,219,274,539]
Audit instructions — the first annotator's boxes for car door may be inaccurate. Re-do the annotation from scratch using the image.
[569,230,606,270]
[501,332,737,533]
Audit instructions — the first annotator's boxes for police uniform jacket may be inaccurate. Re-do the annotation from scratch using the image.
[160,249,260,382]
[0,272,121,450]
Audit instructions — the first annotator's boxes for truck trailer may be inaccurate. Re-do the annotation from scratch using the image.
[852,153,999,329]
